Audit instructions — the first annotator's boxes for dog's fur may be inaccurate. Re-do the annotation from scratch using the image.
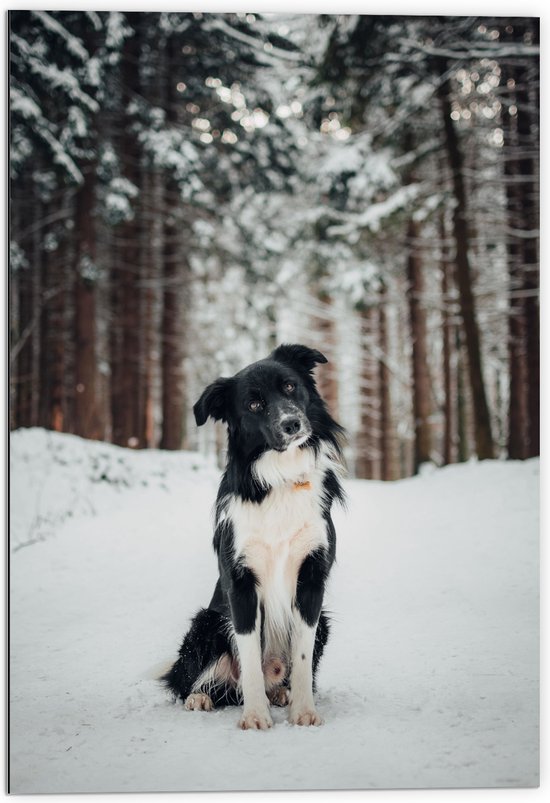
[162,344,345,729]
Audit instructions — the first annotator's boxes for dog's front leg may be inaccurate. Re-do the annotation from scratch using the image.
[289,550,327,726]
[229,567,272,730]
[288,617,323,726]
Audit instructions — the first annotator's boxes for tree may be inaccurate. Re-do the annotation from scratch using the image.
[435,68,494,459]
[10,11,108,439]
[500,19,539,458]
[313,14,540,462]
[440,211,456,465]
[109,14,144,447]
[9,12,539,478]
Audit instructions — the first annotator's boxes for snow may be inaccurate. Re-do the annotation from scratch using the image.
[31,11,89,63]
[139,128,200,178]
[204,16,302,69]
[319,139,395,196]
[10,87,84,185]
[103,177,139,223]
[68,106,88,139]
[9,429,539,793]
[9,241,29,272]
[327,183,422,237]
[85,56,102,88]
[104,11,133,51]
[10,85,42,121]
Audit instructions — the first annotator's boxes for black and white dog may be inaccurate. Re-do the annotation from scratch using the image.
[163,344,345,729]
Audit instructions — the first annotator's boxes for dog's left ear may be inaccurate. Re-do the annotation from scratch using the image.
[193,377,233,426]
[270,343,328,374]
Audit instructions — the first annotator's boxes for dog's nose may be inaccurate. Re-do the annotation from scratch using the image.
[282,418,301,436]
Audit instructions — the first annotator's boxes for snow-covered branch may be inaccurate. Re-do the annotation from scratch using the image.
[11,34,99,113]
[10,86,84,184]
[399,37,540,61]
[327,184,422,237]
[31,11,90,62]
[205,17,306,66]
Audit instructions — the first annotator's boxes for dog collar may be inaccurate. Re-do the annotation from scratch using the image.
[293,479,312,491]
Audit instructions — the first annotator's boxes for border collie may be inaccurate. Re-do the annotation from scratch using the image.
[162,344,345,729]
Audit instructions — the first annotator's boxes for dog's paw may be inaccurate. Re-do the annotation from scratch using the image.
[288,707,324,727]
[184,693,214,712]
[268,686,290,707]
[238,708,273,730]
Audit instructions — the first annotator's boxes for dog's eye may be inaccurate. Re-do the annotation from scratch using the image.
[248,399,263,413]
[283,381,295,393]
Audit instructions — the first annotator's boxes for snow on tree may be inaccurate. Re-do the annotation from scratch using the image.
[9,12,539,475]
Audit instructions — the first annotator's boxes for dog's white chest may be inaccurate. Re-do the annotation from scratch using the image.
[231,480,327,563]
[231,483,326,650]
[228,448,329,646]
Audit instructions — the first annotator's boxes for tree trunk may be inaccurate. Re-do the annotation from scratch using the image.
[139,168,156,448]
[69,20,104,442]
[38,196,71,433]
[456,331,469,463]
[49,247,66,433]
[9,247,19,431]
[37,228,53,430]
[74,164,103,440]
[406,217,432,472]
[14,263,33,428]
[440,213,455,465]
[378,282,394,481]
[14,185,43,429]
[159,215,186,450]
[315,292,339,421]
[437,72,494,459]
[517,20,540,457]
[355,305,379,479]
[499,20,539,458]
[111,14,144,448]
[159,30,186,451]
[503,80,529,459]
[12,179,34,429]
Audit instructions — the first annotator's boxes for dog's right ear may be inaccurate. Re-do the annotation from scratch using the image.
[193,378,233,426]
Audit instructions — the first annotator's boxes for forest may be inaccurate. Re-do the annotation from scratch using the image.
[9,11,540,478]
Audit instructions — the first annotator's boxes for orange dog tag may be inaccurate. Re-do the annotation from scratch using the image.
[293,480,312,491]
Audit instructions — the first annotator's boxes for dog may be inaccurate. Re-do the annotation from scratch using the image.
[162,344,345,729]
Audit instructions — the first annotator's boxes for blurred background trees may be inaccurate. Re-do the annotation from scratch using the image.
[9,11,540,477]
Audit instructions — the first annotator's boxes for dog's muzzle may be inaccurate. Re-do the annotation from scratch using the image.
[272,414,312,450]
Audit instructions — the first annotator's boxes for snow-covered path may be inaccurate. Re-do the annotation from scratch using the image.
[9,430,539,792]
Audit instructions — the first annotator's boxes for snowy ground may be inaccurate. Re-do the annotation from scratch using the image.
[9,429,539,793]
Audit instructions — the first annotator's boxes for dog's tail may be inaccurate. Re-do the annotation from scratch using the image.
[144,659,176,682]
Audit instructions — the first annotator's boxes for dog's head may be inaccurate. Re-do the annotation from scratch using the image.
[193,344,328,454]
